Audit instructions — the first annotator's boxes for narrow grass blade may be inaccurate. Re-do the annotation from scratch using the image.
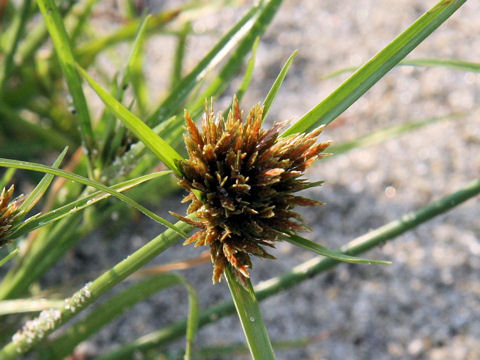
[77,65,184,175]
[69,0,98,44]
[0,298,64,315]
[76,8,180,66]
[0,158,187,238]
[262,50,297,122]
[171,21,191,89]
[284,233,390,265]
[122,14,150,114]
[39,273,198,360]
[1,215,82,300]
[187,0,283,119]
[181,276,199,360]
[225,267,275,360]
[0,168,16,190]
[8,172,170,240]
[37,0,95,172]
[0,0,32,91]
[235,36,260,103]
[0,220,193,359]
[328,113,464,157]
[222,36,260,118]
[0,249,18,268]
[99,15,152,164]
[17,0,76,66]
[147,2,264,126]
[283,0,467,136]
[401,58,480,72]
[319,58,480,80]
[16,148,68,217]
[98,177,480,358]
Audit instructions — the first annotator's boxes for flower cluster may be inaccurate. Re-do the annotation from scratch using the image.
[173,99,330,284]
[0,185,23,247]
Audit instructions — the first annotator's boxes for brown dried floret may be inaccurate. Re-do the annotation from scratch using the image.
[173,98,330,284]
[0,185,24,247]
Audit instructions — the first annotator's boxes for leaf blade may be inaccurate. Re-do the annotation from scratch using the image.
[17,148,68,217]
[283,233,390,265]
[37,0,95,172]
[0,158,186,238]
[76,65,184,175]
[262,50,297,122]
[9,172,171,239]
[283,0,467,136]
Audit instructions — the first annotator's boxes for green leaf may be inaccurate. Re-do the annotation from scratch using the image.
[0,158,187,238]
[262,50,297,122]
[69,0,98,44]
[76,64,184,175]
[37,0,95,173]
[283,233,390,265]
[225,267,276,360]
[0,249,18,268]
[171,21,191,89]
[222,36,260,118]
[0,298,64,315]
[8,172,170,240]
[319,58,480,80]
[401,57,480,72]
[17,147,68,217]
[235,36,260,103]
[147,2,264,126]
[0,0,32,91]
[183,276,199,360]
[99,15,152,165]
[283,0,467,136]
[328,113,464,157]
[0,168,16,190]
[76,8,180,67]
[187,0,283,120]
[122,14,151,114]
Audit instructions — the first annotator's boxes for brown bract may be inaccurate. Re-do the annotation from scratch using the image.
[172,99,330,285]
[0,185,23,247]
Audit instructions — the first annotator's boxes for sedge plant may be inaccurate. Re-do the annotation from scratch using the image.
[0,0,477,359]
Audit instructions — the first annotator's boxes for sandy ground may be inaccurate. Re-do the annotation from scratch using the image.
[16,0,480,359]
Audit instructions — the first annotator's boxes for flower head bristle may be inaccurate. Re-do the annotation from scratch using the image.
[175,98,330,284]
[0,185,24,247]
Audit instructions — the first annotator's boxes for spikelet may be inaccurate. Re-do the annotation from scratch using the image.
[0,185,24,247]
[174,98,330,284]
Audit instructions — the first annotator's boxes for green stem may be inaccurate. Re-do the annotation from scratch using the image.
[0,220,193,359]
[38,274,194,360]
[97,177,480,359]
[225,267,276,360]
[0,249,18,268]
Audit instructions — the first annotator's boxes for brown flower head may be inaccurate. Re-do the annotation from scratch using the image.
[0,185,23,247]
[173,99,330,284]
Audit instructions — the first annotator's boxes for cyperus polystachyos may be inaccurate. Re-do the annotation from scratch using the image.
[172,98,330,285]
